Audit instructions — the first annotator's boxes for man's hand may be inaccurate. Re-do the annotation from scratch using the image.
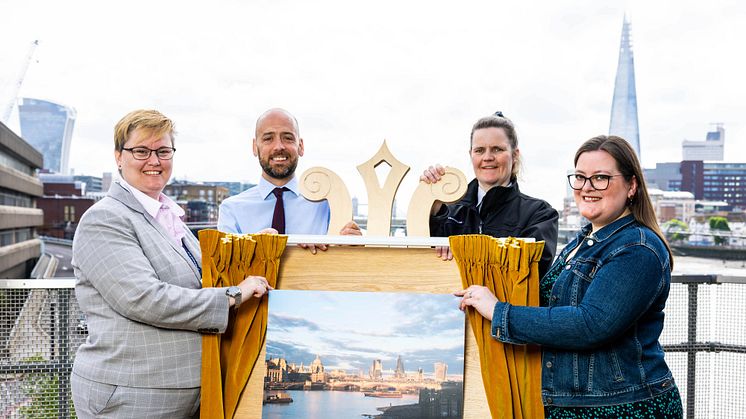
[299,220,362,254]
[340,220,362,236]
[254,228,279,235]
[298,243,328,254]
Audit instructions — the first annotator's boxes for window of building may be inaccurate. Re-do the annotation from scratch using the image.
[0,149,35,175]
[0,230,13,246]
[15,228,30,242]
[64,206,76,222]
[0,189,33,207]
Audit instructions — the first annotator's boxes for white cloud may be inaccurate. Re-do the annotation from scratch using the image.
[1,0,744,210]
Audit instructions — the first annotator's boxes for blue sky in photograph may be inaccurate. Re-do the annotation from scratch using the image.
[266,290,466,375]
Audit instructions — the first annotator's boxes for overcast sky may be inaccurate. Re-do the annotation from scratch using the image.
[1,0,744,211]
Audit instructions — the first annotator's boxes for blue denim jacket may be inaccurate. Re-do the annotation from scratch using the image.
[491,214,676,406]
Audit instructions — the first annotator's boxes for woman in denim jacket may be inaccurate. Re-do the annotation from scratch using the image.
[458,136,683,417]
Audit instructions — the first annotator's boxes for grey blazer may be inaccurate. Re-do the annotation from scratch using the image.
[72,181,229,388]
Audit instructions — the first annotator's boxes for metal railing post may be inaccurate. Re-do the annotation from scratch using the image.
[58,289,71,417]
[686,283,698,419]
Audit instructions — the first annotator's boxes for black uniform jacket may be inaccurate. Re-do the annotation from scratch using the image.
[430,179,559,278]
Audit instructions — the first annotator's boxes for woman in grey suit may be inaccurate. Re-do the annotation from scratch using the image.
[71,109,270,418]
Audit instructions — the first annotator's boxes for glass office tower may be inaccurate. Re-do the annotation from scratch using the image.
[18,98,76,174]
[609,17,641,159]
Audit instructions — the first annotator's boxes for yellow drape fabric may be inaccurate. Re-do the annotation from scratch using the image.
[199,230,287,419]
[449,235,545,419]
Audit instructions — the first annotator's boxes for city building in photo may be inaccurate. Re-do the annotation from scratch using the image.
[0,121,43,278]
[682,124,725,161]
[17,98,76,174]
[609,16,641,158]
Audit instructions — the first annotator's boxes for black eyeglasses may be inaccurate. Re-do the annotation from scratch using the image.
[494,111,505,117]
[122,146,176,160]
[567,173,625,191]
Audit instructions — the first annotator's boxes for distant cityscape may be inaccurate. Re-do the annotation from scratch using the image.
[263,354,463,418]
[2,15,746,280]
[265,354,456,388]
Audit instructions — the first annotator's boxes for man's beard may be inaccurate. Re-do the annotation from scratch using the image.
[259,150,298,180]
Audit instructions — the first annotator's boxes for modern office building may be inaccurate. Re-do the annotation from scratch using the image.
[17,98,76,174]
[680,161,746,210]
[609,16,641,158]
[645,159,746,211]
[370,359,383,380]
[0,121,43,278]
[645,162,683,191]
[434,362,448,382]
[73,175,103,193]
[395,355,405,379]
[682,124,725,161]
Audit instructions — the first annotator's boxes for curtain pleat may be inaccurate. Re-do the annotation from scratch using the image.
[199,231,225,418]
[449,235,545,419]
[199,230,287,419]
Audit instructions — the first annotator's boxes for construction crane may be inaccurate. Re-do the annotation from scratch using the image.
[1,40,39,124]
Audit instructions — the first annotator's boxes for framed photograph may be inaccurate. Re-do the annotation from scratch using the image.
[262,289,466,419]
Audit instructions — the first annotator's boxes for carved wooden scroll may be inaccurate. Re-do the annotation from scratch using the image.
[298,167,353,236]
[406,167,469,237]
[300,141,468,237]
[356,141,410,236]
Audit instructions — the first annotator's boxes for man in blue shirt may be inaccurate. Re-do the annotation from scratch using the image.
[218,108,360,251]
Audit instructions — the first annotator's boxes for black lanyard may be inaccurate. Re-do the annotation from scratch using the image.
[182,240,202,277]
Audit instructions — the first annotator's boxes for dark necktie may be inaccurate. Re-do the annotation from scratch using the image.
[271,187,289,234]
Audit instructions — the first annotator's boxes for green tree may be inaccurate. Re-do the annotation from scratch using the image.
[709,216,731,246]
[18,355,76,419]
[663,219,689,243]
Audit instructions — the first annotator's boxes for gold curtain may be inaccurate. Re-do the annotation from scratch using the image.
[449,235,545,419]
[199,230,287,419]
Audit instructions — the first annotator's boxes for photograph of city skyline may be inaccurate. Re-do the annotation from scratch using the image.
[263,290,465,418]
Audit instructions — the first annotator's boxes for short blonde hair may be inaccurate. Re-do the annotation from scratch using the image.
[114,109,175,150]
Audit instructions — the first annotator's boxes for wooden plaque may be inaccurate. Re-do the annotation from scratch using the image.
[234,244,491,418]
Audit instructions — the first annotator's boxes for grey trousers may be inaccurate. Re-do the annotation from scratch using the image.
[71,372,200,419]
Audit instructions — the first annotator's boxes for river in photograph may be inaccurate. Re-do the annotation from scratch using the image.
[262,390,419,419]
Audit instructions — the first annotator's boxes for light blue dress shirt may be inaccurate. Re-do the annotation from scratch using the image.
[217,176,330,235]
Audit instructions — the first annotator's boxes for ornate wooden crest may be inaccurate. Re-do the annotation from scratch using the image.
[299,141,468,236]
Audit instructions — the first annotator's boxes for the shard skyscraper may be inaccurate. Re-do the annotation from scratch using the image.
[609,16,641,159]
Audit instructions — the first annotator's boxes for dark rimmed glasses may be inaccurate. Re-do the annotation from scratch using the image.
[567,173,624,191]
[122,146,176,160]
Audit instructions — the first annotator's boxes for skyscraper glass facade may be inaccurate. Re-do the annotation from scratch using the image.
[609,17,641,158]
[18,98,76,174]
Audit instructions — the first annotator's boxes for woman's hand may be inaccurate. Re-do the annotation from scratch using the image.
[420,164,447,216]
[420,164,445,184]
[238,275,272,299]
[455,286,498,321]
[435,246,453,261]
